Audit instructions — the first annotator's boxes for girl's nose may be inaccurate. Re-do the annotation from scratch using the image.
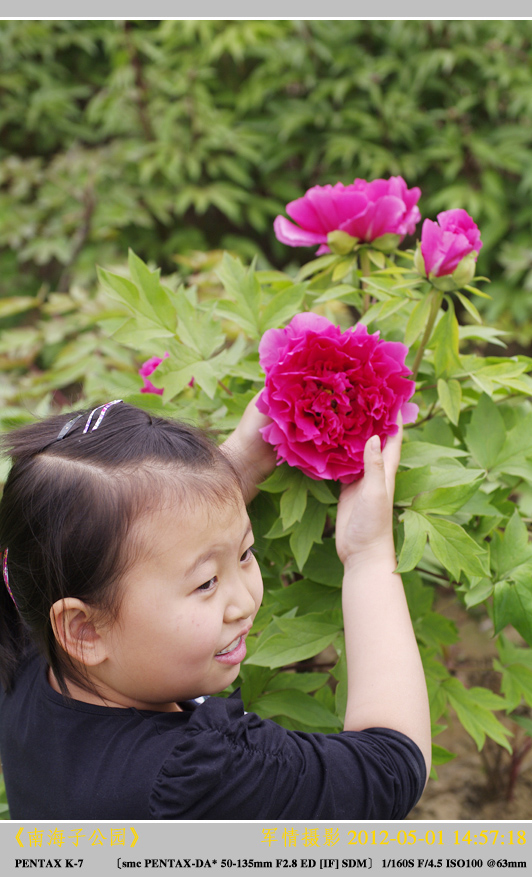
[224,576,257,623]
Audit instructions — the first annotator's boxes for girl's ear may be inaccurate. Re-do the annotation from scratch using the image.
[50,598,109,667]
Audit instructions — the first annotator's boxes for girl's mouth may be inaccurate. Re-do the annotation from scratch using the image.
[216,636,241,655]
[215,635,246,665]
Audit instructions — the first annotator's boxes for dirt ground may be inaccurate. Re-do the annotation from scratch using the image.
[409,594,532,821]
[409,715,532,820]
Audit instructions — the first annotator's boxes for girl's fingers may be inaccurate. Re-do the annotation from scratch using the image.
[340,414,403,505]
[382,414,403,492]
[362,434,385,479]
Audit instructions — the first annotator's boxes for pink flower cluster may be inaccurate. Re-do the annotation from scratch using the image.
[274,177,421,254]
[257,313,418,483]
[138,353,169,395]
[259,178,484,482]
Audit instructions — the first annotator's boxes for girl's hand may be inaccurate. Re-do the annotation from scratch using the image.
[220,394,277,503]
[335,418,402,568]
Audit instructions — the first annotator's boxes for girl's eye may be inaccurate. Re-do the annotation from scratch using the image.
[240,546,256,563]
[196,577,217,592]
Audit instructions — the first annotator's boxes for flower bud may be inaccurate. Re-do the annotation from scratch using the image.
[327,230,358,255]
[418,209,482,283]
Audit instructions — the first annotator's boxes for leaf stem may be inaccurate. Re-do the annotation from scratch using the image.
[217,380,233,396]
[411,288,444,381]
[360,249,371,313]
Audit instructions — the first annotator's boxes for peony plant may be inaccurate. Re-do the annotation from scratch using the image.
[94,178,532,787]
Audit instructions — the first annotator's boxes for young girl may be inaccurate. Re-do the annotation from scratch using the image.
[0,398,430,820]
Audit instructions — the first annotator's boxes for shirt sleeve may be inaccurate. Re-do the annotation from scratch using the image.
[150,690,426,820]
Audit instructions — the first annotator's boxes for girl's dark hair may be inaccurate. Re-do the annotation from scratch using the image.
[0,403,243,696]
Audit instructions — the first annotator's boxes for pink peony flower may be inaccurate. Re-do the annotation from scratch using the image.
[139,352,169,395]
[419,208,483,278]
[256,313,418,483]
[273,177,421,254]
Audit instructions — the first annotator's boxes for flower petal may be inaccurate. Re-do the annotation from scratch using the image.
[273,215,326,247]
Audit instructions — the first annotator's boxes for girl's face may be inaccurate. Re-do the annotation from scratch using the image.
[92,492,263,711]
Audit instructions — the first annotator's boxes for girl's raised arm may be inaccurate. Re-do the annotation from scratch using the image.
[220,396,276,503]
[335,420,432,779]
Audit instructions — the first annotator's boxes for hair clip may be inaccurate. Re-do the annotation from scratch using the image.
[83,400,123,434]
[56,414,83,441]
[3,549,17,608]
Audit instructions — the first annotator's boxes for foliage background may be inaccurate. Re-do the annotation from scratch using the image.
[3,19,532,818]
[3,20,532,320]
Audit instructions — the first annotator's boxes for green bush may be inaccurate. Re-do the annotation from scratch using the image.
[3,20,532,804]
[67,230,531,778]
[2,20,532,333]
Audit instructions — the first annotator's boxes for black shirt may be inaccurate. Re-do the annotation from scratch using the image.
[0,652,425,820]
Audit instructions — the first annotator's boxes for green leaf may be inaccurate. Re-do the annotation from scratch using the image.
[248,689,341,729]
[400,441,469,468]
[444,677,512,752]
[302,538,344,586]
[496,635,532,669]
[431,744,456,766]
[0,296,38,318]
[491,509,531,579]
[464,284,491,300]
[396,510,428,574]
[306,479,338,505]
[175,296,225,359]
[216,253,261,336]
[332,256,357,282]
[247,613,342,669]
[98,266,143,313]
[127,249,176,332]
[112,318,174,346]
[416,611,459,650]
[464,578,494,608]
[263,516,295,540]
[259,464,295,493]
[99,259,177,336]
[510,714,532,738]
[425,515,490,580]
[366,248,385,269]
[455,290,482,324]
[259,283,306,333]
[289,497,328,570]
[313,283,360,305]
[491,411,532,480]
[266,672,329,694]
[296,254,338,281]
[279,469,308,529]
[395,465,484,505]
[411,475,483,515]
[495,657,532,712]
[437,378,462,426]
[402,571,434,619]
[431,301,461,378]
[404,295,433,347]
[423,652,452,726]
[493,574,532,646]
[331,635,347,722]
[215,299,259,337]
[268,580,343,616]
[155,345,226,399]
[465,393,506,470]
